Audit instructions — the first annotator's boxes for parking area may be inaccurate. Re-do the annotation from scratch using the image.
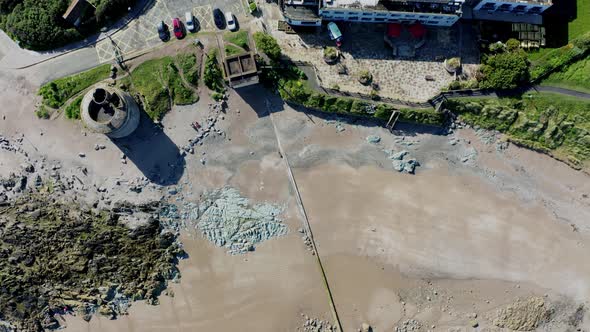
[96,0,250,63]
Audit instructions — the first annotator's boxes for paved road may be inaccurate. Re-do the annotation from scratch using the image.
[94,0,249,63]
[534,85,590,100]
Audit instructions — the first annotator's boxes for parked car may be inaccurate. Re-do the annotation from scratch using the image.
[225,12,237,31]
[172,17,184,39]
[212,8,225,29]
[185,12,196,32]
[157,21,170,41]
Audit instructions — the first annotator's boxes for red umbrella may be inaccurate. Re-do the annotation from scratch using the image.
[409,22,426,38]
[387,23,402,38]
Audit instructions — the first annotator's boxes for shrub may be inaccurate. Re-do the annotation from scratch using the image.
[444,57,461,73]
[248,1,257,12]
[36,106,50,119]
[203,50,225,93]
[479,51,529,89]
[253,32,281,61]
[323,47,338,61]
[65,96,83,119]
[358,70,372,85]
[488,42,506,53]
[506,38,520,52]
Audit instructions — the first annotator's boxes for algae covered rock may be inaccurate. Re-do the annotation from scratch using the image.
[0,194,183,331]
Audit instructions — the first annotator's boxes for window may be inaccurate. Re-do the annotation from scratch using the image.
[374,18,385,21]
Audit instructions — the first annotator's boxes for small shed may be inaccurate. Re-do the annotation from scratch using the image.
[62,0,93,27]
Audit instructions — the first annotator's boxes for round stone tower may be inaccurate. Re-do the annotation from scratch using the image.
[80,84,140,138]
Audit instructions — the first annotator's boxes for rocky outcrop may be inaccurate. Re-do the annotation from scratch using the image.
[0,194,183,331]
[493,297,551,331]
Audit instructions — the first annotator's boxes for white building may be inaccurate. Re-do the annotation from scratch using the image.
[319,0,464,26]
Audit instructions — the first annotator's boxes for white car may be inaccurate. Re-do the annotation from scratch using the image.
[225,12,236,31]
[185,12,196,32]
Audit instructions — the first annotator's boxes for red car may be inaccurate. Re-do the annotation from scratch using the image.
[172,18,184,39]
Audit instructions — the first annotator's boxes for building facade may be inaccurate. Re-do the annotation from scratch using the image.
[281,0,552,26]
[320,0,463,26]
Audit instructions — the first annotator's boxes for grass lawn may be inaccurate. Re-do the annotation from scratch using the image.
[175,53,197,75]
[569,0,590,40]
[224,30,250,50]
[541,56,590,93]
[38,64,111,108]
[445,92,590,169]
[129,56,197,120]
[225,44,244,56]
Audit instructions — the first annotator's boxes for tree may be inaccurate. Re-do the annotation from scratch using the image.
[253,32,281,61]
[480,51,529,90]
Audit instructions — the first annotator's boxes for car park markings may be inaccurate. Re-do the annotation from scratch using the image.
[95,0,171,63]
[192,5,214,31]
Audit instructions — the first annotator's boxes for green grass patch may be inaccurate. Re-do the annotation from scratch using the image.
[224,31,250,50]
[38,64,111,108]
[129,58,171,120]
[569,0,590,40]
[175,52,199,87]
[64,96,83,119]
[541,56,590,93]
[163,62,198,106]
[225,44,244,56]
[130,57,197,120]
[175,53,197,75]
[445,93,590,169]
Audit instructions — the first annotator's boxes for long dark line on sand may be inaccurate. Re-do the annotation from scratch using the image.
[264,99,344,332]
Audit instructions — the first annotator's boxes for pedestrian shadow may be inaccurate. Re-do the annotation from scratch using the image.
[110,110,185,185]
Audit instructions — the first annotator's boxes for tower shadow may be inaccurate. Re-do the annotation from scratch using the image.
[110,110,185,185]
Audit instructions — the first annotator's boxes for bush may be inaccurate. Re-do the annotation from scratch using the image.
[480,51,529,89]
[248,1,257,12]
[203,50,225,93]
[488,42,506,53]
[253,32,281,61]
[323,47,338,61]
[36,106,50,119]
[358,70,372,85]
[506,38,520,52]
[64,96,83,119]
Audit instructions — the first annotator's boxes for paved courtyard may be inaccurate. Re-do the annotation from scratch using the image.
[272,22,479,102]
[96,0,250,63]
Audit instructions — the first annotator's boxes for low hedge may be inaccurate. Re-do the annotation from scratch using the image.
[278,79,443,126]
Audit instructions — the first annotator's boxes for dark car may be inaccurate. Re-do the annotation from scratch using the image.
[212,8,225,29]
[157,21,170,41]
[172,17,184,39]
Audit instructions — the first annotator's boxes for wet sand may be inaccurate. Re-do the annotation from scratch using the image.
[295,162,590,330]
